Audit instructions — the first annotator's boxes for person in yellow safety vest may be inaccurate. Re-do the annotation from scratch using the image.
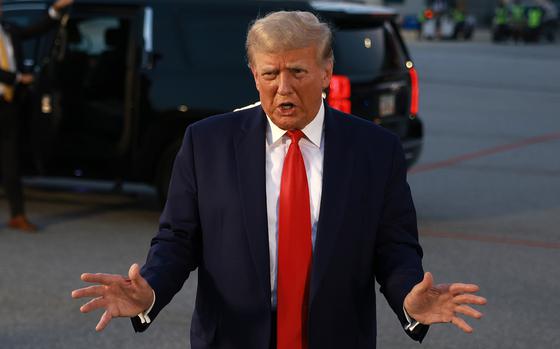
[452,8,466,23]
[528,7,543,28]
[493,2,511,42]
[525,6,543,42]
[509,0,526,43]
[417,9,427,39]
[451,7,466,39]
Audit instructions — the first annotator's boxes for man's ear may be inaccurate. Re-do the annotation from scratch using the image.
[322,59,334,90]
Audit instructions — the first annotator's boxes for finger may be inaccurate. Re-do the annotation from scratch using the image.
[81,273,122,285]
[451,316,473,333]
[454,294,487,305]
[413,272,434,294]
[80,296,107,313]
[455,305,483,319]
[96,310,112,332]
[129,263,151,290]
[129,263,143,285]
[449,283,480,294]
[129,263,140,280]
[71,285,106,299]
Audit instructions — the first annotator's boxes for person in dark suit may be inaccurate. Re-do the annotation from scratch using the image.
[0,0,73,231]
[72,11,486,349]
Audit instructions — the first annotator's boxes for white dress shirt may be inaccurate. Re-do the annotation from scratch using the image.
[265,102,325,307]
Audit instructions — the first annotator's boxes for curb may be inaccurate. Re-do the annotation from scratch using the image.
[400,28,492,44]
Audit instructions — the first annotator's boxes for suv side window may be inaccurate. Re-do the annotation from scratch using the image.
[51,12,134,167]
[178,16,249,71]
[62,16,130,99]
[68,17,121,55]
[150,7,258,111]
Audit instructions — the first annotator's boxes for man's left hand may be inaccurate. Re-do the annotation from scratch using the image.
[52,0,74,11]
[404,272,487,333]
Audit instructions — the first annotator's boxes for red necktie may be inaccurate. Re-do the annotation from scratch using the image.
[277,130,312,349]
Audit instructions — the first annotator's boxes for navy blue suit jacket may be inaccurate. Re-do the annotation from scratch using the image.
[133,104,428,348]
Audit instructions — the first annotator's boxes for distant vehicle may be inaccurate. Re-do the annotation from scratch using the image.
[4,0,424,204]
[419,7,475,40]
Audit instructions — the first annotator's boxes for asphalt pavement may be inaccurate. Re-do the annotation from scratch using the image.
[1,33,560,348]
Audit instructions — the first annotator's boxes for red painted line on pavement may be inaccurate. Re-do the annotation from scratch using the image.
[409,132,560,175]
[420,229,560,250]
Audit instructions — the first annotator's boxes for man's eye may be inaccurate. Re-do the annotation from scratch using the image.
[262,72,276,79]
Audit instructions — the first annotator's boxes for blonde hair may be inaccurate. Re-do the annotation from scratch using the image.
[246,11,333,66]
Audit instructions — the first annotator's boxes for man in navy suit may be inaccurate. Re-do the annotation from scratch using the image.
[72,11,486,349]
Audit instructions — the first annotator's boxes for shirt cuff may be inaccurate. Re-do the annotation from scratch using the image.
[403,306,421,332]
[48,6,62,20]
[137,289,156,324]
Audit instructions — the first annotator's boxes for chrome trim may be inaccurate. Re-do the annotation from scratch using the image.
[143,6,153,53]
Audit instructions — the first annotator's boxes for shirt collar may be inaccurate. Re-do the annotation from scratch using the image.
[266,101,324,147]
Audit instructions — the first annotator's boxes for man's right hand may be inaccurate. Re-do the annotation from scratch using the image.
[71,263,154,332]
[18,74,34,85]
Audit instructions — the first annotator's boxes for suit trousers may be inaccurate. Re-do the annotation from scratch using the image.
[0,98,24,217]
[270,310,277,349]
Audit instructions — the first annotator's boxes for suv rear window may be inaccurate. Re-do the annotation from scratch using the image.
[332,23,404,82]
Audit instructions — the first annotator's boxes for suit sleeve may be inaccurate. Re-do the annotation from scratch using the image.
[132,126,203,332]
[374,137,429,342]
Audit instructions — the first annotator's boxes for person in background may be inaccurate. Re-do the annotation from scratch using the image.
[493,0,512,42]
[525,5,543,42]
[417,8,427,40]
[0,0,73,231]
[509,0,527,43]
[537,0,558,42]
[451,5,467,39]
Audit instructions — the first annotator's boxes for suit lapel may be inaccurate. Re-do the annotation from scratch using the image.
[233,106,271,304]
[310,106,354,304]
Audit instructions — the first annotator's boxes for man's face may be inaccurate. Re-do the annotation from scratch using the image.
[250,46,333,130]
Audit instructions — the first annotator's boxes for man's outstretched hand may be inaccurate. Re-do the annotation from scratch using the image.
[71,263,154,332]
[404,272,487,333]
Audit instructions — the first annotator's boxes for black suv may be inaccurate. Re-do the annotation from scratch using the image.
[3,0,423,203]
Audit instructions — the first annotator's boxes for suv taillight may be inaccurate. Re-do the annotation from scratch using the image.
[407,62,419,116]
[328,75,351,114]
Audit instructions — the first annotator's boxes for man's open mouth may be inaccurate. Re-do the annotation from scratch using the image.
[279,103,295,110]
